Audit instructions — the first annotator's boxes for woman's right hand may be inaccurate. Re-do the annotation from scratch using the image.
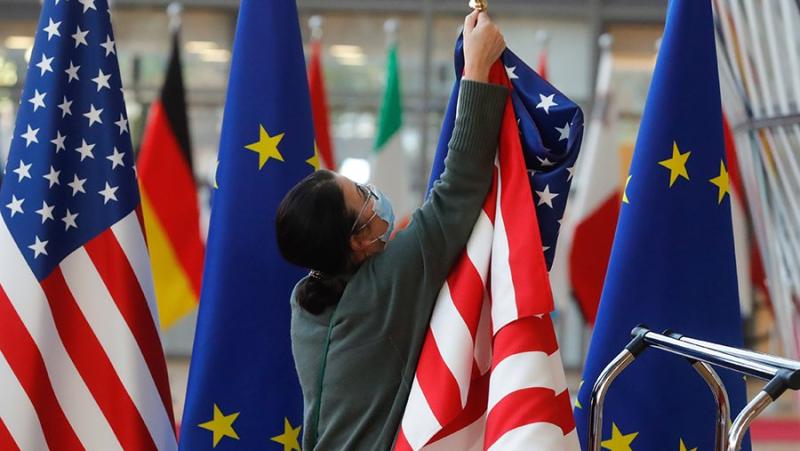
[462,10,506,83]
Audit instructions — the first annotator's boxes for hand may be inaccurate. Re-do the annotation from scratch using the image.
[462,10,506,83]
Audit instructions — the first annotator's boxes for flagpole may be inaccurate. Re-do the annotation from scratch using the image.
[167,2,182,33]
[469,0,487,11]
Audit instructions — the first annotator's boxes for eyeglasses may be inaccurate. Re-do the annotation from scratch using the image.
[350,183,378,235]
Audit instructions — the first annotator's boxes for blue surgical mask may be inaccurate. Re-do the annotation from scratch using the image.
[370,186,395,243]
[351,183,395,244]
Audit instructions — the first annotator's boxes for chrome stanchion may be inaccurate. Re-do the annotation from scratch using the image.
[692,361,730,451]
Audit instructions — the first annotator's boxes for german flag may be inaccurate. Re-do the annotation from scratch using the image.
[138,31,204,329]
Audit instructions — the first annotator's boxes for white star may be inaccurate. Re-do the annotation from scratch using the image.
[556,122,571,142]
[100,35,116,56]
[505,65,519,80]
[78,0,97,13]
[28,89,46,112]
[43,166,61,188]
[64,61,80,83]
[68,175,87,196]
[21,125,39,147]
[106,147,126,169]
[35,53,54,76]
[536,155,556,167]
[91,69,111,91]
[50,131,67,153]
[35,201,55,223]
[114,114,128,135]
[43,18,61,41]
[567,165,576,181]
[74,139,96,161]
[28,236,48,258]
[62,209,79,230]
[98,182,119,204]
[83,104,103,127]
[71,26,89,48]
[535,184,560,208]
[12,160,32,182]
[5,195,24,217]
[543,245,551,252]
[536,93,558,114]
[57,96,73,118]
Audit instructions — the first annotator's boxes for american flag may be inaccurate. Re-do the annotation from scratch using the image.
[396,41,583,450]
[0,1,176,450]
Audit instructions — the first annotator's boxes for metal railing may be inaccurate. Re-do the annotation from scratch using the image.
[588,325,800,451]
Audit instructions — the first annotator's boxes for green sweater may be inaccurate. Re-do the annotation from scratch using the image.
[290,80,508,450]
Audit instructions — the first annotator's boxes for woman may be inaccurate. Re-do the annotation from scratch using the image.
[276,10,507,450]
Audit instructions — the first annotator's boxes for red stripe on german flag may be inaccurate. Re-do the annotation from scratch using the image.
[137,33,204,329]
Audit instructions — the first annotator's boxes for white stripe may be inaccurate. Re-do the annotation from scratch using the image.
[563,429,581,450]
[400,377,442,450]
[0,354,48,451]
[490,166,518,332]
[487,422,574,451]
[0,219,122,450]
[464,211,493,285]
[429,283,475,407]
[111,211,161,328]
[487,351,568,411]
[421,414,485,451]
[60,248,177,451]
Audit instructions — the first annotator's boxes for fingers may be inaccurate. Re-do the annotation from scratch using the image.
[464,9,478,34]
[476,11,490,26]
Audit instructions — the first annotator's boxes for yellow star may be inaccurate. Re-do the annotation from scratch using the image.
[198,403,240,448]
[658,141,691,187]
[622,175,632,204]
[679,438,698,451]
[306,143,321,171]
[601,422,638,451]
[709,160,730,204]
[574,380,584,409]
[270,417,301,451]
[245,124,285,170]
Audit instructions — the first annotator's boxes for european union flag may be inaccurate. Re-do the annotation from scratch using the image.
[179,0,314,449]
[428,36,584,269]
[574,1,750,450]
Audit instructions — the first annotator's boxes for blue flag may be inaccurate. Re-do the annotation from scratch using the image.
[179,1,314,449]
[428,37,584,269]
[574,1,750,450]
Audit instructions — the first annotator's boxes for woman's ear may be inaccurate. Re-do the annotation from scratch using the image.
[350,231,368,253]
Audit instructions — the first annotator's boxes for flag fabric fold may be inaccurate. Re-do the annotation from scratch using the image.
[137,28,205,330]
[0,0,176,449]
[178,0,314,449]
[396,37,583,451]
[574,1,750,449]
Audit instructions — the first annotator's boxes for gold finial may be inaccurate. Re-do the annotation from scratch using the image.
[469,0,487,11]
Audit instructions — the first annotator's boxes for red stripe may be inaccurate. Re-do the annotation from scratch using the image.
[0,419,20,451]
[482,166,499,222]
[0,285,82,451]
[484,388,574,448]
[445,255,486,341]
[393,429,412,451]
[569,193,620,324]
[428,368,490,443]
[84,229,176,429]
[138,100,205,298]
[415,330,464,426]
[308,38,336,170]
[492,316,559,367]
[41,269,157,451]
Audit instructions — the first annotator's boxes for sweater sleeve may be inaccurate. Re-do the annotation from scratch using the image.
[365,79,507,334]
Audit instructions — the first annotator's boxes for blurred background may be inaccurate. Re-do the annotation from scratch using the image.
[0,0,796,448]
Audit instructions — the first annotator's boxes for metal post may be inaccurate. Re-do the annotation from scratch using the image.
[692,361,730,451]
[588,350,636,451]
[728,391,773,451]
[416,0,434,203]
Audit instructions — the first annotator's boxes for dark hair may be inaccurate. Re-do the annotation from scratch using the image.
[276,170,356,314]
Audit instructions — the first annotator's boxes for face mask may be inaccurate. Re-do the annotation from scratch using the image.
[369,186,395,244]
